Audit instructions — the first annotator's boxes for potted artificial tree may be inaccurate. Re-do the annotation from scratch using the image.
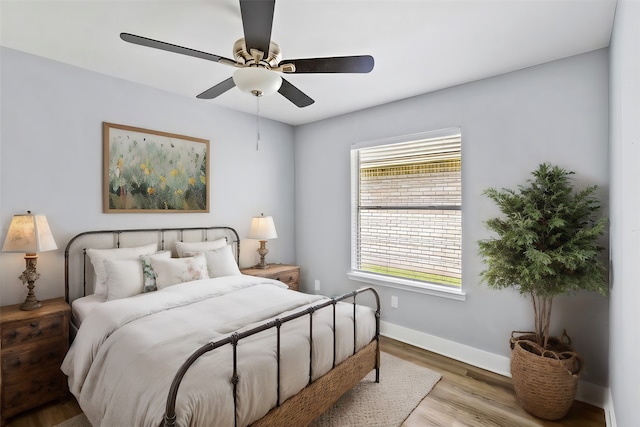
[478,163,608,420]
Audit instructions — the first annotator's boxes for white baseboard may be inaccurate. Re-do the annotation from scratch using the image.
[603,389,617,427]
[381,320,511,377]
[380,321,611,415]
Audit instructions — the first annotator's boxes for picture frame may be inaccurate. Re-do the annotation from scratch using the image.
[103,122,210,213]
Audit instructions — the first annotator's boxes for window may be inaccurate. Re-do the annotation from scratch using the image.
[349,130,463,298]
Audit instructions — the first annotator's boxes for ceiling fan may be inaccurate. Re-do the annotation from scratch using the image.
[120,0,374,108]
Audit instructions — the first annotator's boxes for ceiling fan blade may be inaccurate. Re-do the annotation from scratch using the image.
[282,55,374,73]
[120,33,235,64]
[239,0,275,57]
[278,78,314,108]
[196,77,236,99]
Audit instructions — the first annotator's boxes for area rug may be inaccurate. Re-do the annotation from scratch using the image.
[55,352,441,427]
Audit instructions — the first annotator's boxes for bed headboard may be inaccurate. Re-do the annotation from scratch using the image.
[64,226,240,304]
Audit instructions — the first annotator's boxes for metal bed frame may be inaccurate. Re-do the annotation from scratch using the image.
[64,226,240,304]
[64,226,380,427]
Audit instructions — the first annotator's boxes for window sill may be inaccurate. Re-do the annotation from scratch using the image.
[347,270,466,301]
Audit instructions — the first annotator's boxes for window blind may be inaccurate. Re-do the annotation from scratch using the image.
[351,132,462,288]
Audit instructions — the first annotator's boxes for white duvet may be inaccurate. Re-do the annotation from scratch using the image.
[62,275,376,427]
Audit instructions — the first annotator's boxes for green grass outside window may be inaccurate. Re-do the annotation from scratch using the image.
[361,264,461,287]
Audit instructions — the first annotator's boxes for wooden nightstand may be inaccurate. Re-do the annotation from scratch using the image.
[1,297,70,423]
[241,264,300,291]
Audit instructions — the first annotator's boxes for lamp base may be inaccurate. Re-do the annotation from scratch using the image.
[19,253,42,311]
[253,262,270,269]
[20,297,42,311]
[254,240,270,269]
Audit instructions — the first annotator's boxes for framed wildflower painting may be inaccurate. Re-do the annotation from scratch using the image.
[103,122,209,213]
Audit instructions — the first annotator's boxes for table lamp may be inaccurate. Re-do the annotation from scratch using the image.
[247,214,277,269]
[2,211,57,310]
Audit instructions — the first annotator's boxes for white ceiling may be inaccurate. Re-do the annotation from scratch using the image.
[0,0,616,126]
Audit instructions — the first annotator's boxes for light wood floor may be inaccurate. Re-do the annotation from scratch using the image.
[382,337,605,427]
[5,337,605,427]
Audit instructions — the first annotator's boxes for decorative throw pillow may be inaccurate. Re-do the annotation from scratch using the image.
[174,238,227,258]
[86,243,158,297]
[140,251,172,292]
[151,253,210,289]
[191,245,241,278]
[103,258,144,301]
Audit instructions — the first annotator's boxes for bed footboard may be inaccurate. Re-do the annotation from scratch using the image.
[251,339,379,427]
[162,287,380,427]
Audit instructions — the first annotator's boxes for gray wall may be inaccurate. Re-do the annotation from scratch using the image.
[0,47,296,306]
[294,49,610,386]
[609,1,640,425]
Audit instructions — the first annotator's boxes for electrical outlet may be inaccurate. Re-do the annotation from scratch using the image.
[391,295,399,308]
[314,280,320,291]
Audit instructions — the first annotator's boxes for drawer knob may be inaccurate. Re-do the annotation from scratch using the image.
[28,330,42,338]
[30,321,39,328]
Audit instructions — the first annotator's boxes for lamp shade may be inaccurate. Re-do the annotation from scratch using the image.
[2,212,57,253]
[233,67,282,97]
[248,215,278,240]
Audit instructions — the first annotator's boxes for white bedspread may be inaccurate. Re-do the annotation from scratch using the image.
[71,294,106,327]
[62,275,376,427]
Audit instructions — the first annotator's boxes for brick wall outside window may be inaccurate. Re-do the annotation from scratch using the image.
[357,163,462,286]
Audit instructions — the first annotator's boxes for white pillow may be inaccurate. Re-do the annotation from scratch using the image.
[192,245,241,278]
[104,258,144,301]
[151,253,210,289]
[140,251,172,292]
[86,243,158,297]
[174,238,227,258]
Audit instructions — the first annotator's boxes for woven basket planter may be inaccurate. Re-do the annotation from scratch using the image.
[509,332,583,420]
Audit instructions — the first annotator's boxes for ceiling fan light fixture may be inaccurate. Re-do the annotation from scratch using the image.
[233,67,282,97]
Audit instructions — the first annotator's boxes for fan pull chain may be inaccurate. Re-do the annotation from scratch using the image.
[256,95,261,151]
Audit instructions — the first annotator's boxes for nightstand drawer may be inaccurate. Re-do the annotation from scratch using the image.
[241,264,301,291]
[1,297,70,422]
[272,269,299,288]
[2,367,67,418]
[1,314,65,347]
[2,338,66,379]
